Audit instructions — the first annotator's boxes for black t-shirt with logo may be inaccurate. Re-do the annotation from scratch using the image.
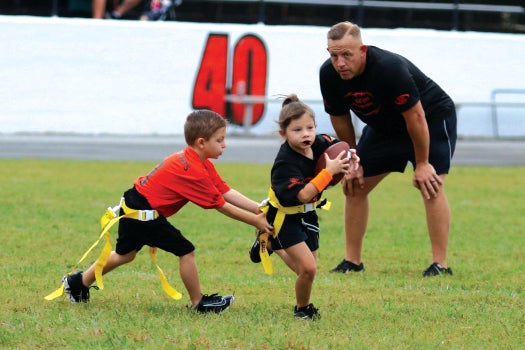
[319,46,454,135]
[271,134,335,207]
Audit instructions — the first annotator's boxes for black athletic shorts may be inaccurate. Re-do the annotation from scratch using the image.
[268,209,320,252]
[115,187,195,256]
[357,112,457,177]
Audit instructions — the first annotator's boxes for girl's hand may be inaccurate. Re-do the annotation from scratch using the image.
[325,150,351,177]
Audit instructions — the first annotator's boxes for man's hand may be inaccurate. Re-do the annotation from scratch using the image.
[342,164,364,196]
[413,162,442,199]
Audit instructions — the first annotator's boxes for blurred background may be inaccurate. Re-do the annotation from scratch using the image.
[1,1,524,161]
[1,1,524,140]
[2,0,524,33]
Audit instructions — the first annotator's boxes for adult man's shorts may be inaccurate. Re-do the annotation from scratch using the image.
[358,112,457,177]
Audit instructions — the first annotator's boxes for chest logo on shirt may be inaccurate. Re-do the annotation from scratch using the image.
[344,91,380,117]
[395,93,410,106]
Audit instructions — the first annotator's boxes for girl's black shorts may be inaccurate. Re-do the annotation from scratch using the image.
[268,210,320,252]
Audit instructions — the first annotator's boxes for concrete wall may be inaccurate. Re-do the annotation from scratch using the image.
[1,15,524,137]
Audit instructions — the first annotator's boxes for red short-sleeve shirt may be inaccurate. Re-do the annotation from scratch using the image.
[134,147,230,217]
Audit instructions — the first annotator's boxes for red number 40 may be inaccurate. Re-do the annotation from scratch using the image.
[192,33,268,126]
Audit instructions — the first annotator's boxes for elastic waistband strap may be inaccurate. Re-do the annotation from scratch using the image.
[120,197,160,221]
[259,188,331,238]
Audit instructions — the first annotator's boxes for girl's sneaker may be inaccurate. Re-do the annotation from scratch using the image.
[249,230,273,263]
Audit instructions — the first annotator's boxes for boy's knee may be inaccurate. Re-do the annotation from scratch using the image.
[117,250,137,263]
[180,250,196,260]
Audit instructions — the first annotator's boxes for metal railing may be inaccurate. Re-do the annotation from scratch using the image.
[456,89,525,138]
[227,89,525,138]
[184,0,525,29]
[48,1,525,28]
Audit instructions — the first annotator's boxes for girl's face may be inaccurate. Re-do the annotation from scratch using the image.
[281,113,316,156]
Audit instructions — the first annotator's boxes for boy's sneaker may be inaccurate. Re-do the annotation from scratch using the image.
[422,263,453,277]
[63,272,92,303]
[249,232,273,263]
[330,259,365,273]
[192,293,234,314]
[294,303,320,320]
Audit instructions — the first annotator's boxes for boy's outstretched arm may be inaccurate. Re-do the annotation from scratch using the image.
[217,202,274,234]
[222,189,261,213]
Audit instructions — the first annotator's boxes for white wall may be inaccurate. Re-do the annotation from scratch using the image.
[1,15,524,137]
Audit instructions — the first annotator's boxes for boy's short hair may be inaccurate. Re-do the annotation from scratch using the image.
[184,110,227,145]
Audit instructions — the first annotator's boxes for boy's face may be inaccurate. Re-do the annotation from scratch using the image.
[201,126,227,160]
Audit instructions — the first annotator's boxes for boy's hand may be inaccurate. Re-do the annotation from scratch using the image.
[254,212,274,234]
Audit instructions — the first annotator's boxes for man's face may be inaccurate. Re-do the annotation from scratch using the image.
[327,35,367,80]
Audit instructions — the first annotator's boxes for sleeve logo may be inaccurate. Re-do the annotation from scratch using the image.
[395,93,410,106]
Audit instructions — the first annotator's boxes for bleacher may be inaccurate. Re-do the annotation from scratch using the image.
[1,0,524,33]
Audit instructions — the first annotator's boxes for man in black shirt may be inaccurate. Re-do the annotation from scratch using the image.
[319,21,457,277]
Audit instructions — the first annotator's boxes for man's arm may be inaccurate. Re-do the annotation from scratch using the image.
[330,113,357,148]
[402,101,441,199]
[330,113,363,194]
[402,101,430,166]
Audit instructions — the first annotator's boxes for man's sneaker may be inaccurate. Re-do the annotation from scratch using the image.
[330,259,365,273]
[192,294,234,314]
[249,232,273,263]
[422,263,453,277]
[63,272,93,303]
[294,303,320,320]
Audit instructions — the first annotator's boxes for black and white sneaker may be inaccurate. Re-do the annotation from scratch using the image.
[294,303,320,320]
[422,263,453,277]
[249,231,273,263]
[192,293,234,313]
[330,259,365,273]
[63,272,94,303]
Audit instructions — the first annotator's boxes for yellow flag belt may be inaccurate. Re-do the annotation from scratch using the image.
[44,198,182,301]
[257,188,331,275]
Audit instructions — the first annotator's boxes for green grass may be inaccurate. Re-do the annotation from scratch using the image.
[0,160,523,349]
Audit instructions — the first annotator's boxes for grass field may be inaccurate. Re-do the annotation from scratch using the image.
[0,160,523,349]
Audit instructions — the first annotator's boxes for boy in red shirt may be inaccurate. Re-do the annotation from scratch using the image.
[62,110,273,313]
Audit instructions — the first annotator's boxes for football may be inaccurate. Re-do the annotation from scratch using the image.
[314,141,351,187]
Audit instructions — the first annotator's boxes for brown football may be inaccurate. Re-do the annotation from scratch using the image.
[314,141,350,187]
